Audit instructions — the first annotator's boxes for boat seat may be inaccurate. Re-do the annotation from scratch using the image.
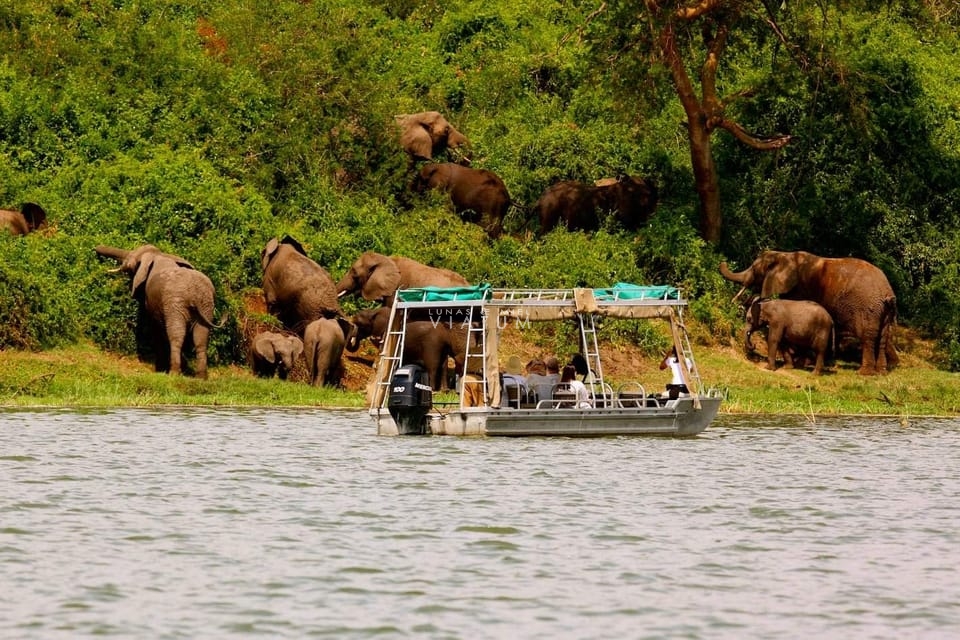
[550,383,581,409]
[617,382,656,408]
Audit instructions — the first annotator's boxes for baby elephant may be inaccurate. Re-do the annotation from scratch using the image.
[746,299,834,375]
[303,317,357,387]
[252,331,304,380]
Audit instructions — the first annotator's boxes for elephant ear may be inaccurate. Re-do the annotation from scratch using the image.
[337,316,358,346]
[763,260,799,298]
[399,122,433,161]
[289,336,304,362]
[131,253,157,295]
[21,203,46,230]
[363,257,401,302]
[255,337,278,364]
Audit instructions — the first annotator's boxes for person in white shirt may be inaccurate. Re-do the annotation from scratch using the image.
[560,364,592,408]
[659,347,691,399]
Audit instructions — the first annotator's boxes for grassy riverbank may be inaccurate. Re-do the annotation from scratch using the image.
[2,339,957,417]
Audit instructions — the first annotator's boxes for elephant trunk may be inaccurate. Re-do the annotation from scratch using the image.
[95,245,130,262]
[719,261,751,284]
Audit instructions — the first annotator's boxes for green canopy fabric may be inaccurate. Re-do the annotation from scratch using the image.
[396,283,492,302]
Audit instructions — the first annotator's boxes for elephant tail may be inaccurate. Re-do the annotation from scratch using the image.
[196,309,230,330]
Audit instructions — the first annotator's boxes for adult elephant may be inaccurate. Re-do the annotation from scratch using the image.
[534,175,658,234]
[337,251,469,304]
[745,298,835,375]
[303,317,357,387]
[251,331,304,380]
[395,111,469,164]
[415,163,511,239]
[261,236,341,334]
[1,203,47,236]
[720,250,898,375]
[400,321,478,392]
[95,244,223,379]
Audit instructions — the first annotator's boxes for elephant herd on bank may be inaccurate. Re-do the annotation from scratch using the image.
[6,111,900,381]
[397,111,659,238]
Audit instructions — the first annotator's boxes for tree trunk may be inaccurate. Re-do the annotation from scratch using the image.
[688,117,722,244]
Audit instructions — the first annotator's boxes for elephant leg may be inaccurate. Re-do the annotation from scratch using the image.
[782,346,795,369]
[765,329,782,371]
[167,325,185,376]
[813,349,826,375]
[192,323,210,380]
[858,330,880,375]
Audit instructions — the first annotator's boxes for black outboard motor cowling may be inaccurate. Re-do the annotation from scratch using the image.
[387,364,433,435]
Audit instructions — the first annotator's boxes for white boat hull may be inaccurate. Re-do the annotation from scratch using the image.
[373,395,721,438]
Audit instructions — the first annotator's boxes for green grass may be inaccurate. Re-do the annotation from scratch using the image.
[1,340,957,417]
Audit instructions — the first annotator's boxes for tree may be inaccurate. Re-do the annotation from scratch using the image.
[589,1,791,243]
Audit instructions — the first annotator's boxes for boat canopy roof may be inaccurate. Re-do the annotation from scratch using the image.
[393,283,685,321]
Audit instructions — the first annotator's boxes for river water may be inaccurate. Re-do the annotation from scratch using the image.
[1,409,958,639]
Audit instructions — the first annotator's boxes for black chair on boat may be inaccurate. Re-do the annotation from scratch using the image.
[616,382,653,408]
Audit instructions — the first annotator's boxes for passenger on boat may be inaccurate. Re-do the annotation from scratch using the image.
[525,356,556,402]
[560,365,593,408]
[459,373,484,407]
[501,355,529,408]
[659,347,691,399]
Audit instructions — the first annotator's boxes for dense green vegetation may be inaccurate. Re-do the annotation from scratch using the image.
[1,1,959,371]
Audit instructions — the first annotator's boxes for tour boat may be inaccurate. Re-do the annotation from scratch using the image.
[368,284,723,437]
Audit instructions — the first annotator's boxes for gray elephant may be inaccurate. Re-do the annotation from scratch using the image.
[261,236,341,335]
[337,251,469,304]
[95,244,222,379]
[395,111,469,164]
[1,203,47,236]
[721,250,898,375]
[414,163,511,239]
[746,298,835,375]
[534,175,658,234]
[347,306,391,350]
[251,331,304,380]
[303,317,357,387]
[400,321,479,392]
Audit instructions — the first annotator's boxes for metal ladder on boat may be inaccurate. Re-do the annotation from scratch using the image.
[460,302,488,407]
[372,304,408,408]
[578,312,609,405]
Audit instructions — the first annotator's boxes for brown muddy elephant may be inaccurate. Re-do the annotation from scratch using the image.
[261,236,341,334]
[95,244,223,378]
[400,321,479,391]
[721,250,897,375]
[414,163,511,239]
[1,203,47,236]
[534,175,658,234]
[336,251,469,304]
[251,331,304,380]
[746,298,835,375]
[395,111,469,164]
[303,317,357,387]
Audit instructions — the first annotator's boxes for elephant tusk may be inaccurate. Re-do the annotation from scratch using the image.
[732,286,747,303]
[107,267,123,274]
[337,290,348,298]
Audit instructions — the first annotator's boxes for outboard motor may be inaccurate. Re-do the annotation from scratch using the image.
[387,364,433,435]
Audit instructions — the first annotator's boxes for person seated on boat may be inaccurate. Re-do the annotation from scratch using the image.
[524,356,553,403]
[560,364,593,408]
[569,353,597,384]
[659,347,691,399]
[459,372,484,408]
[500,355,529,408]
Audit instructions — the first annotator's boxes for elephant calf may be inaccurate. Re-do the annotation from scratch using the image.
[746,298,834,375]
[303,317,357,387]
[252,331,304,380]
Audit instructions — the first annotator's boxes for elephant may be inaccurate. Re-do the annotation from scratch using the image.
[720,250,898,375]
[336,251,470,304]
[395,111,469,164]
[303,317,357,387]
[261,236,341,335]
[399,321,479,391]
[95,244,223,379]
[746,298,835,375]
[414,162,511,239]
[533,175,658,234]
[347,306,391,350]
[251,331,304,380]
[1,203,47,236]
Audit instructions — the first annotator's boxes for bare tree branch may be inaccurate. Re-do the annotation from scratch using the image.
[718,119,792,149]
